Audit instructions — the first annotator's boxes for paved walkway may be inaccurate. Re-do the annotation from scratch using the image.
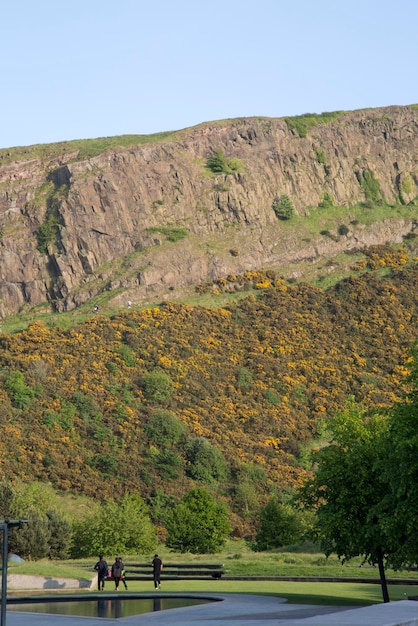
[3,593,418,626]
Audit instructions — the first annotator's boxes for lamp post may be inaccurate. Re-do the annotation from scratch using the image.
[0,519,29,626]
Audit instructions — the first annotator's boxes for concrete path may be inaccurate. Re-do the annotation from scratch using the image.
[3,593,418,626]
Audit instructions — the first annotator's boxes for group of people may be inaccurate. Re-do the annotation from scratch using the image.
[94,554,163,591]
[94,555,128,591]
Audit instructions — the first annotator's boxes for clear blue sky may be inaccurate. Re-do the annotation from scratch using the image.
[1,0,417,149]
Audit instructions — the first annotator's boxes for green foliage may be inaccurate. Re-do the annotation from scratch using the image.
[119,343,136,366]
[205,150,244,175]
[0,264,418,538]
[236,367,253,391]
[264,388,281,405]
[300,400,391,566]
[43,400,75,429]
[206,149,229,173]
[35,180,69,254]
[45,509,72,559]
[0,481,14,518]
[9,510,51,560]
[360,169,383,204]
[147,226,188,242]
[36,213,60,253]
[11,481,58,516]
[166,487,231,553]
[185,437,229,483]
[71,493,156,557]
[0,481,73,560]
[3,370,35,410]
[399,173,416,204]
[272,195,294,220]
[315,149,327,164]
[140,370,174,403]
[382,343,418,568]
[284,111,345,138]
[318,192,334,208]
[149,448,184,480]
[254,497,304,550]
[144,409,187,446]
[232,481,260,518]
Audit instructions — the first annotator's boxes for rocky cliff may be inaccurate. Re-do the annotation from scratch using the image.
[0,105,417,317]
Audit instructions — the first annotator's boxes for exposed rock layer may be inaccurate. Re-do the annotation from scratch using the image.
[0,106,417,316]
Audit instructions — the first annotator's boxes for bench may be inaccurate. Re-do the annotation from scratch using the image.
[121,562,225,580]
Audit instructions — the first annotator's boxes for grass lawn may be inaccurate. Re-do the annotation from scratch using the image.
[99,579,416,606]
[7,549,418,607]
[11,579,415,606]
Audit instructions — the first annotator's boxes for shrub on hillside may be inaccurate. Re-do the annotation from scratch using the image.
[272,195,294,220]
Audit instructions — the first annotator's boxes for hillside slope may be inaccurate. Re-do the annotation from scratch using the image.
[0,263,416,535]
[0,106,417,317]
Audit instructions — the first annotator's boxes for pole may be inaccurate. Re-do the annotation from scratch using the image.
[1,522,8,626]
[0,520,29,626]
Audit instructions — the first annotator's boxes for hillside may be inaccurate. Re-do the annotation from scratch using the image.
[0,262,417,535]
[0,105,417,318]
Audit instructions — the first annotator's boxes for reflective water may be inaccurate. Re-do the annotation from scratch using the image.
[8,597,211,619]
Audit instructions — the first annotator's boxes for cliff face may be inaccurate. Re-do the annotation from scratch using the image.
[0,105,417,316]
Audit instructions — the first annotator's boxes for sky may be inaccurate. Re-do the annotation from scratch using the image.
[1,0,417,149]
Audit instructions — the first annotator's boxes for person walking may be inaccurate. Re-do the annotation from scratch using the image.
[152,553,163,590]
[94,555,109,591]
[111,556,124,591]
[118,557,128,590]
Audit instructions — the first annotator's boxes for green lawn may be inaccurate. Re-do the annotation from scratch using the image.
[7,544,418,606]
[119,579,417,605]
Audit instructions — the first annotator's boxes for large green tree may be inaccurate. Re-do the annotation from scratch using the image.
[254,497,304,550]
[71,493,156,557]
[300,400,392,602]
[382,343,418,568]
[166,487,231,553]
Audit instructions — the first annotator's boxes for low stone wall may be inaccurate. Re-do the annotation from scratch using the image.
[8,574,93,590]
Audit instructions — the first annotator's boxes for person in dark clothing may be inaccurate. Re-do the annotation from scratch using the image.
[111,557,124,590]
[94,555,109,591]
[152,553,163,589]
[118,557,128,590]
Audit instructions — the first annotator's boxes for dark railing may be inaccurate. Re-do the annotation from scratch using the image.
[112,563,225,580]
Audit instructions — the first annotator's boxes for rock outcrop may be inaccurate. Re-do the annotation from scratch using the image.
[0,105,417,316]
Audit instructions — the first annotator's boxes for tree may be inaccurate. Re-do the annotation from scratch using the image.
[185,437,229,483]
[2,481,73,560]
[46,509,72,559]
[166,487,231,553]
[254,497,304,550]
[300,399,392,602]
[144,409,186,446]
[140,370,174,403]
[9,508,50,560]
[382,343,418,569]
[71,493,156,557]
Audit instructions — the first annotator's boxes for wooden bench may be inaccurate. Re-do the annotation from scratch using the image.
[121,562,225,580]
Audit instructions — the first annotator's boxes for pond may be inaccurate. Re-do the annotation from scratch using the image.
[8,596,214,619]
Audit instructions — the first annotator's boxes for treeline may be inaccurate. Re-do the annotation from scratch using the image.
[0,481,231,558]
[0,263,417,537]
